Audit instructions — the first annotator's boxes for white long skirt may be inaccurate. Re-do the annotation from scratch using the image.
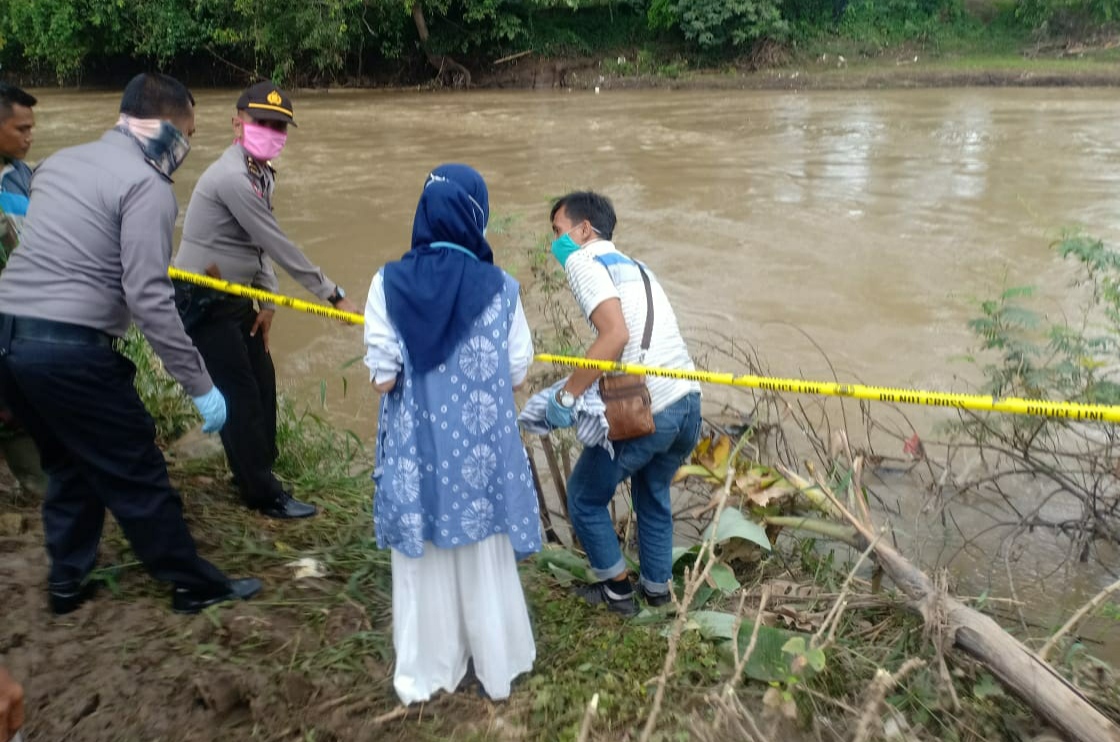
[391,533,536,704]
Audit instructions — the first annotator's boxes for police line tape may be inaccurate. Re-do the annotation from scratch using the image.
[537,354,1120,423]
[168,267,364,325]
[168,268,1120,423]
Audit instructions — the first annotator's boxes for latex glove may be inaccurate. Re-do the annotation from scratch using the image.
[546,393,575,430]
[192,386,228,434]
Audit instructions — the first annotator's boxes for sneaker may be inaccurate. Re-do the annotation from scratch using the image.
[574,580,639,617]
[640,586,673,607]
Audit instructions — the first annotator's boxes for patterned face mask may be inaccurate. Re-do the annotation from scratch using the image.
[116,114,191,179]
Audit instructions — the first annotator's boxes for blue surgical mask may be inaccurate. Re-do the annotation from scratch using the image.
[550,231,581,268]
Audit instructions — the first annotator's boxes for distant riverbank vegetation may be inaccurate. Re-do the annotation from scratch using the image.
[0,0,1117,87]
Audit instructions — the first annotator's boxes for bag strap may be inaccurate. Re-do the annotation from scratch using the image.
[636,263,654,356]
[593,253,655,361]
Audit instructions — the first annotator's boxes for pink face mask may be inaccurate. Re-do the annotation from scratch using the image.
[240,121,288,161]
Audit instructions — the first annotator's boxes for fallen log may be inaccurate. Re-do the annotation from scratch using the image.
[779,464,1120,742]
[872,535,1119,742]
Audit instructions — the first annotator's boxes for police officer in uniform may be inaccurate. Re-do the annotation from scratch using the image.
[174,81,358,519]
[0,72,260,615]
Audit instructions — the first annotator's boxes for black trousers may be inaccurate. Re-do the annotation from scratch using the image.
[0,315,230,593]
[178,290,285,509]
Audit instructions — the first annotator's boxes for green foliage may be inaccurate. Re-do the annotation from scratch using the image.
[0,0,1103,81]
[1015,0,1120,34]
[2,0,129,80]
[689,609,806,681]
[838,0,970,46]
[649,0,790,50]
[964,232,1120,411]
[703,506,773,551]
[117,326,200,445]
[526,578,721,738]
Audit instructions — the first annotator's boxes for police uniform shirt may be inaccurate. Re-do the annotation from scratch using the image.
[0,129,213,396]
[174,144,338,309]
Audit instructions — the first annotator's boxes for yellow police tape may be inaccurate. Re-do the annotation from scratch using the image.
[168,267,364,325]
[168,268,1120,423]
[537,354,1120,423]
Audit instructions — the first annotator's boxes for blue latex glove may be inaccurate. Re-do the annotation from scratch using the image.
[546,393,575,430]
[192,387,228,433]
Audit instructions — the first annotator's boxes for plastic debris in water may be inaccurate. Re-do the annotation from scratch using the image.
[903,433,925,460]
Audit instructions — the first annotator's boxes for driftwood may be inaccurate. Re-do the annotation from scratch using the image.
[812,470,1120,742]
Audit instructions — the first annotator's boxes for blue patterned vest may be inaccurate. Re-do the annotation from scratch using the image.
[373,274,541,560]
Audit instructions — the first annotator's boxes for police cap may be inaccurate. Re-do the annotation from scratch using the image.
[236,81,297,127]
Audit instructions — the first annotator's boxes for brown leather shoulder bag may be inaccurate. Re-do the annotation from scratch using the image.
[598,260,655,441]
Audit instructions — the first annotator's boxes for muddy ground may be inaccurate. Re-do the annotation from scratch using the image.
[0,474,529,742]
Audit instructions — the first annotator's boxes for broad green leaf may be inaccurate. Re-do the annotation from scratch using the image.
[740,623,805,682]
[782,637,806,655]
[686,611,808,683]
[671,545,697,568]
[708,561,740,594]
[535,547,589,582]
[704,508,772,551]
[546,564,577,585]
[674,463,721,482]
[690,610,737,640]
[806,647,826,672]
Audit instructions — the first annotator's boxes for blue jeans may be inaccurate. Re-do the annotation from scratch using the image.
[567,392,701,595]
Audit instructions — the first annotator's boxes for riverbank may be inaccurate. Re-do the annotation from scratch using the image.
[2,377,1118,740]
[7,33,1120,92]
[471,38,1120,91]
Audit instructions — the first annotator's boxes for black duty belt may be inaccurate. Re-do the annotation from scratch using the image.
[10,317,117,348]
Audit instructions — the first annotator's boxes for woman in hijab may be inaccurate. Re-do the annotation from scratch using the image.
[363,164,540,704]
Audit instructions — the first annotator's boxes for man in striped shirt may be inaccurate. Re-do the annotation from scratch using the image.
[544,191,701,616]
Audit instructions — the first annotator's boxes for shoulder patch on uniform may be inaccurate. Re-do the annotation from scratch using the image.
[245,155,266,198]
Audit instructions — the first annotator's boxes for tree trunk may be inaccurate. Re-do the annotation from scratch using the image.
[410,2,472,88]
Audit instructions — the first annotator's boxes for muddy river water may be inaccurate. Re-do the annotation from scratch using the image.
[26,87,1120,656]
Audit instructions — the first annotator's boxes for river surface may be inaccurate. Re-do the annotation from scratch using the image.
[25,87,1120,656]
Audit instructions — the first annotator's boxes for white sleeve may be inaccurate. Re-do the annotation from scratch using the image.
[508,294,533,386]
[363,271,403,384]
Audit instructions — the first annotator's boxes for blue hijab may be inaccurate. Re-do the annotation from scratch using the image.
[383,164,506,374]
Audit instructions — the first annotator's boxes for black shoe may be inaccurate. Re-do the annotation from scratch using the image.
[257,493,317,520]
[172,577,262,615]
[49,580,99,616]
[641,586,673,607]
[574,580,639,617]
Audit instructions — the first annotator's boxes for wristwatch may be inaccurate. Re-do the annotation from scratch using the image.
[556,389,576,409]
[327,286,346,305]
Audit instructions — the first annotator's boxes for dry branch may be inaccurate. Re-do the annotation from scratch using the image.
[1038,576,1120,663]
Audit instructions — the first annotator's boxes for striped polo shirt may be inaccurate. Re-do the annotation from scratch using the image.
[564,239,699,413]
